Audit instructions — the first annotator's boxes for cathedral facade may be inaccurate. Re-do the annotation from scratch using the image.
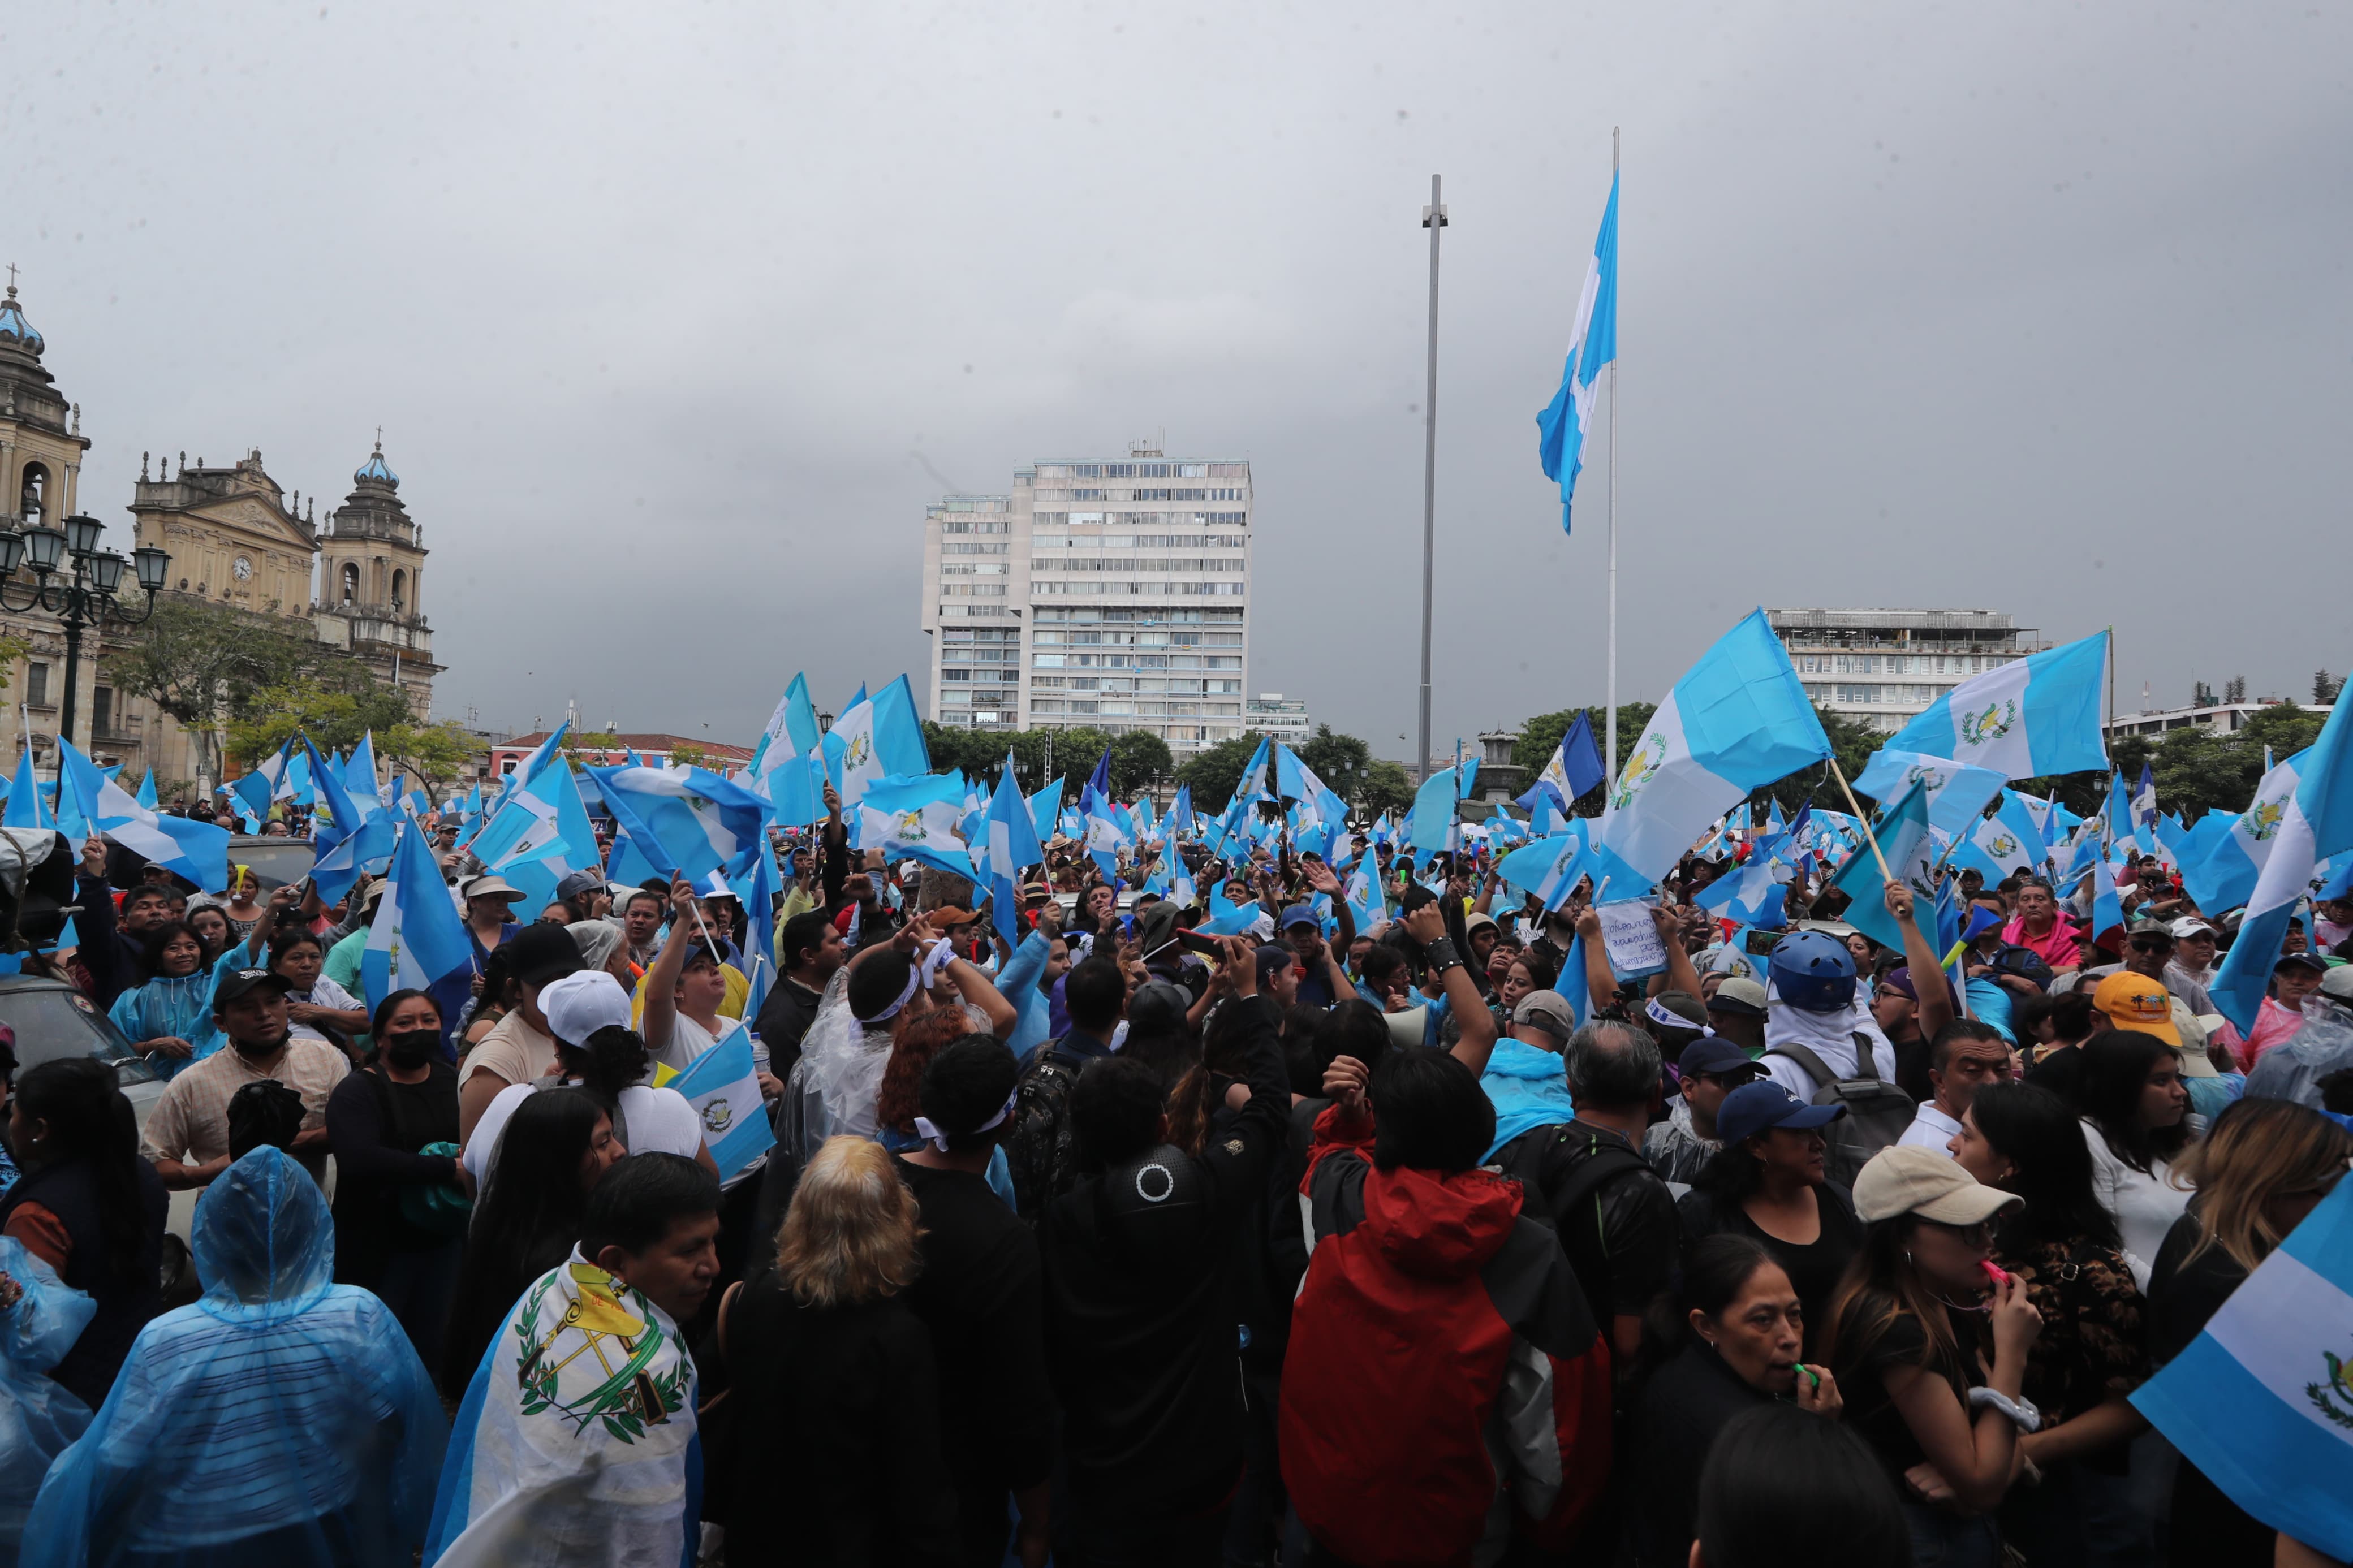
[0,277,438,793]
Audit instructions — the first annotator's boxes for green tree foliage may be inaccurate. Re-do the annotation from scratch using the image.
[1509,702,1658,816]
[1296,724,1373,803]
[226,673,476,801]
[1174,732,1268,809]
[2020,702,2325,823]
[101,597,330,784]
[1359,758,1417,819]
[1755,706,1888,817]
[2319,669,2346,705]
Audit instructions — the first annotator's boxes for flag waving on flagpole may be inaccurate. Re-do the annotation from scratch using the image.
[1535,170,1619,535]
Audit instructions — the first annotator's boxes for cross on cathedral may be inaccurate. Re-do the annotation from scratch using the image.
[5,264,17,293]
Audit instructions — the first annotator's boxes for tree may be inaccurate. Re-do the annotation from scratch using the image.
[2192,680,2217,708]
[666,742,710,770]
[1174,732,1269,809]
[2318,669,2345,705]
[102,596,330,785]
[225,672,475,803]
[2225,675,2247,704]
[1106,731,1173,796]
[1359,758,1416,820]
[1296,724,1375,804]
[1509,702,1659,817]
[1751,705,1887,817]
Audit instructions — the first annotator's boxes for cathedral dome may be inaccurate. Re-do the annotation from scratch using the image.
[0,283,42,357]
[355,439,399,487]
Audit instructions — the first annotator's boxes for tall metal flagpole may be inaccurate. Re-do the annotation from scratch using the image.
[1416,175,1447,784]
[1604,129,1621,811]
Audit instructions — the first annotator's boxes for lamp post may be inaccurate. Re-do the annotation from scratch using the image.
[0,514,171,755]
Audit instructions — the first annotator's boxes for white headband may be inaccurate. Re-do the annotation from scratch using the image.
[865,939,956,1024]
[1645,995,1708,1034]
[913,1087,1019,1152]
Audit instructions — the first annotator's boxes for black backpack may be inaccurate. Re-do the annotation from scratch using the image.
[1493,1123,1651,1234]
[1762,1036,1917,1187]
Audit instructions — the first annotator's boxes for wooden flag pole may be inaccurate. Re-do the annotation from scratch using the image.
[1826,756,1896,884]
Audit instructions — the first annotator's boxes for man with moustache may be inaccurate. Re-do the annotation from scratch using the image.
[140,967,351,1189]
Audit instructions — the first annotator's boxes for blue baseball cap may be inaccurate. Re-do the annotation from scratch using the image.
[1714,1080,1846,1146]
[1278,904,1321,930]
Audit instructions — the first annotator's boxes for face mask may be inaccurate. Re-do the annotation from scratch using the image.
[384,1029,439,1069]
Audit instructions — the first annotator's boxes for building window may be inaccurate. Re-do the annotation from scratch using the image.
[341,563,360,604]
[391,569,406,610]
[92,686,112,736]
[25,663,47,708]
[16,463,47,527]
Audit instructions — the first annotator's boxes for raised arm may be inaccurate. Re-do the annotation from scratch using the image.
[1404,903,1498,1076]
[639,876,701,1055]
[1886,880,1956,1042]
[1574,906,1619,1014]
[1647,903,1706,1001]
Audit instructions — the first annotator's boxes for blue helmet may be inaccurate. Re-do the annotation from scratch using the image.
[1769,930,1856,1014]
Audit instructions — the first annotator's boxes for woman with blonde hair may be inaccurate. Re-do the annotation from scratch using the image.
[2148,1098,2353,1559]
[710,1136,958,1565]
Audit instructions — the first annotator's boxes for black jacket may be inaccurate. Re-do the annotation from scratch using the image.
[750,977,825,1076]
[324,1063,461,1285]
[1494,1118,1679,1332]
[0,1153,166,1407]
[895,1157,1057,1498]
[717,1273,960,1567]
[1038,992,1289,1521]
[74,874,146,1009]
[1624,1342,1775,1567]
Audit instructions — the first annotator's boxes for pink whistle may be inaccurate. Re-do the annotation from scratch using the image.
[1982,1262,2011,1288]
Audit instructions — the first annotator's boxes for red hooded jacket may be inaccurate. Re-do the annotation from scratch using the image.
[1279,1106,1613,1568]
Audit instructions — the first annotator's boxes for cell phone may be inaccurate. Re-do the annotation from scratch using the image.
[1744,928,1783,957]
[1173,928,1225,957]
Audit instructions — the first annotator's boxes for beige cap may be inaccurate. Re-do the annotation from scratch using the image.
[1853,1145,2024,1226]
[1512,989,1578,1040]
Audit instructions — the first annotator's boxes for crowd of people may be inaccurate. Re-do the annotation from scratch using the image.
[0,772,2349,1568]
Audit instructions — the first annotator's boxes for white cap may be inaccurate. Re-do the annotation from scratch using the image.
[2169,915,2218,940]
[538,969,633,1048]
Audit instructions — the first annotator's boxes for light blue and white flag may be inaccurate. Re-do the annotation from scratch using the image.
[1343,850,1387,929]
[133,768,159,811]
[2212,696,2353,1033]
[1853,748,2007,837]
[1882,631,2110,780]
[1588,609,1832,894]
[305,737,396,904]
[226,741,292,823]
[591,764,773,884]
[1407,766,1459,854]
[2132,1177,2353,1562]
[1828,779,1936,955]
[982,762,1045,944]
[1197,899,1263,938]
[1498,826,1595,912]
[857,772,978,882]
[363,820,472,1009]
[465,768,574,876]
[1519,711,1606,814]
[1535,171,1619,535]
[661,1028,775,1181]
[1698,852,1794,930]
[57,738,232,892]
[485,722,568,819]
[3,741,50,831]
[2132,761,2158,832]
[2181,748,2309,916]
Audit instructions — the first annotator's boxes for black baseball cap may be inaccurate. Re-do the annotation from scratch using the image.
[507,923,586,987]
[213,969,295,1009]
[1677,1036,1768,1081]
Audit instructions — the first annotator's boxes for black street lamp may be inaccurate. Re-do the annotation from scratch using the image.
[0,513,170,754]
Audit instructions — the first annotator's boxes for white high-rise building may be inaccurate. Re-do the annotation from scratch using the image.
[920,444,1252,760]
[1768,608,2043,735]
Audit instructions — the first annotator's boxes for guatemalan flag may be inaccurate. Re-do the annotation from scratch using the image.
[1698,850,1794,930]
[1588,609,1832,893]
[2181,748,2311,916]
[57,737,233,892]
[363,820,472,1010]
[1497,823,1594,912]
[2132,1177,2353,1560]
[591,763,772,885]
[857,772,979,882]
[1881,630,2110,781]
[982,762,1045,944]
[1852,748,2007,837]
[2210,693,2353,1034]
[1535,171,1619,534]
[658,1029,775,1182]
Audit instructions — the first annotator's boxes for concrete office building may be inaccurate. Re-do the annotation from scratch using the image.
[1769,608,2043,735]
[920,443,1251,761]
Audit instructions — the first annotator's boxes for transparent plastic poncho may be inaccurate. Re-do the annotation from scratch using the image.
[0,1238,96,1566]
[23,1147,447,1568]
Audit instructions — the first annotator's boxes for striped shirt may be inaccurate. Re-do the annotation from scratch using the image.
[139,1038,350,1171]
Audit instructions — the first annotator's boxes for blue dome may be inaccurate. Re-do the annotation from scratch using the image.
[355,441,399,487]
[0,286,42,356]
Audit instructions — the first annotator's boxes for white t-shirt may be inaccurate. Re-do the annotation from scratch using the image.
[2080,1117,2191,1290]
[652,1013,748,1077]
[1897,1102,1963,1154]
[462,1081,707,1186]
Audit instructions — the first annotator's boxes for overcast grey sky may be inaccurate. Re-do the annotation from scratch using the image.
[10,1,2348,756]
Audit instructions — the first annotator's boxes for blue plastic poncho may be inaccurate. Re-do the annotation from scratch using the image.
[1480,1038,1580,1162]
[23,1147,447,1567]
[105,969,222,1078]
[0,1238,96,1566]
